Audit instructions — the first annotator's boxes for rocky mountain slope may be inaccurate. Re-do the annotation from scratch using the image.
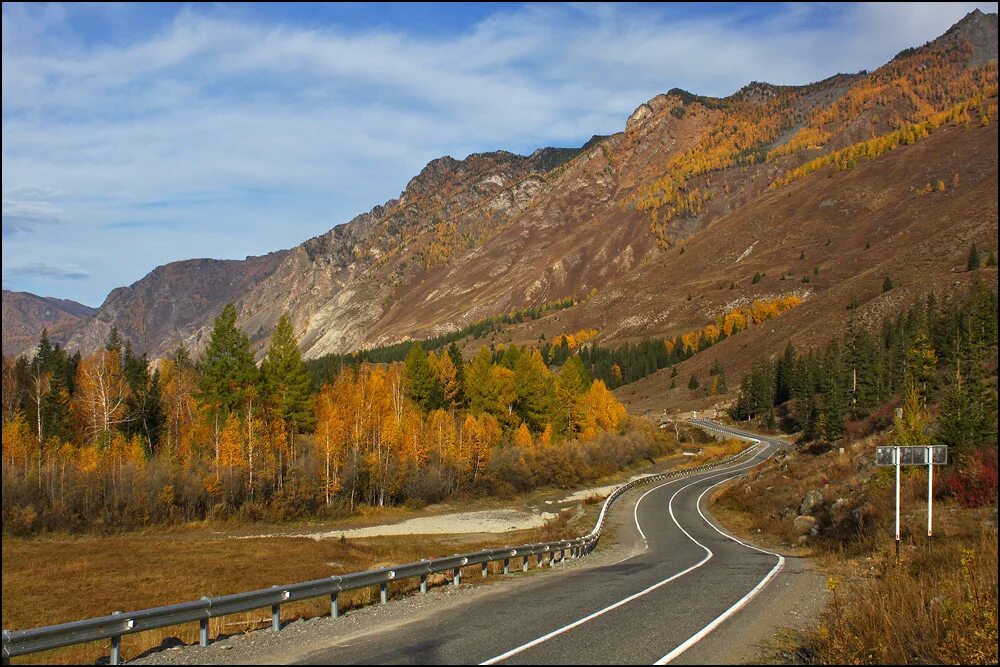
[4,11,997,384]
[2,291,96,356]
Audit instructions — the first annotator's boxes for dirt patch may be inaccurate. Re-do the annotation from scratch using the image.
[257,509,559,541]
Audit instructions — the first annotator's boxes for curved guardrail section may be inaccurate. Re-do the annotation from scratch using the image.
[2,421,767,665]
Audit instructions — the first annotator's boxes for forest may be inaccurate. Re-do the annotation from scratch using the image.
[731,278,998,501]
[1,305,662,535]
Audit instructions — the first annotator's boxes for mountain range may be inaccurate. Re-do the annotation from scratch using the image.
[3,9,997,412]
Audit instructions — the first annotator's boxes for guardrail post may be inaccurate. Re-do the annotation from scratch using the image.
[271,586,282,632]
[481,562,488,578]
[380,582,389,605]
[199,596,210,646]
[331,592,340,618]
[503,558,510,575]
[420,574,428,593]
[453,567,462,587]
[523,555,530,572]
[110,611,122,665]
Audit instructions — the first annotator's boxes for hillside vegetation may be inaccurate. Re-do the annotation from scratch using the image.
[711,279,998,664]
[2,307,670,534]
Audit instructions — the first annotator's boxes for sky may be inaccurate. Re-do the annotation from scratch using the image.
[3,2,997,307]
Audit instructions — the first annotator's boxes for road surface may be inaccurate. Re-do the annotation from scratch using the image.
[294,421,789,665]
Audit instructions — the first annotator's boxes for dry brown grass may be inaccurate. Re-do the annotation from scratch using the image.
[2,514,578,665]
[710,438,999,664]
[811,528,997,664]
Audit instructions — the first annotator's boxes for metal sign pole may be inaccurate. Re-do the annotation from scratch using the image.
[927,446,933,544]
[895,447,901,559]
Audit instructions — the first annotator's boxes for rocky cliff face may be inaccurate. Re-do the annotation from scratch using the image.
[7,11,997,366]
[64,253,289,358]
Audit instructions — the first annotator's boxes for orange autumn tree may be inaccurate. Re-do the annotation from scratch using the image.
[577,380,627,440]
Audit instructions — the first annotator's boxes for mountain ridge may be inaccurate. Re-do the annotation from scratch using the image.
[3,11,996,373]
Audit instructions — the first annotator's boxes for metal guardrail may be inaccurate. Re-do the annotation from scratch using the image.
[2,421,766,665]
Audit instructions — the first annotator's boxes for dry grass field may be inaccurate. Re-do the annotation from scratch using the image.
[2,514,581,664]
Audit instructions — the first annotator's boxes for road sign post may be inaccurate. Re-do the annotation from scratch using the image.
[875,445,948,558]
[892,447,903,560]
[927,448,933,542]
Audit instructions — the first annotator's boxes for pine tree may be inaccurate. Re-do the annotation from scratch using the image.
[688,374,699,390]
[263,314,315,433]
[105,327,124,354]
[197,304,259,417]
[513,349,554,432]
[883,276,894,292]
[967,242,980,271]
[403,342,443,412]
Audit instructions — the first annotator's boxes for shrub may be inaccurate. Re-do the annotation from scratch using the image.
[942,448,999,508]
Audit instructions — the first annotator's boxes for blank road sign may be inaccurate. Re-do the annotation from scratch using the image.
[875,445,948,466]
[876,447,895,466]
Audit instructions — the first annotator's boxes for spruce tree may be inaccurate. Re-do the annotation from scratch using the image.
[105,326,124,354]
[197,304,259,417]
[262,314,315,433]
[514,349,555,432]
[967,242,981,271]
[403,342,444,412]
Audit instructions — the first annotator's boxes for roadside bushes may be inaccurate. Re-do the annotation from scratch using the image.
[941,447,999,508]
[484,419,673,494]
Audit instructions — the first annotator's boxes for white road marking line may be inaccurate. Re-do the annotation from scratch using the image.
[479,444,774,666]
[654,441,786,664]
[633,442,763,546]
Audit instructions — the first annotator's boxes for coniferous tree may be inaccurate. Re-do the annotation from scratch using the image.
[263,314,315,433]
[403,342,443,412]
[513,349,554,432]
[966,242,980,271]
[105,327,124,354]
[197,304,259,418]
[446,342,466,405]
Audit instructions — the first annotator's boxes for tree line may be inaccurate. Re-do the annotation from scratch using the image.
[576,295,802,389]
[306,295,579,385]
[2,305,649,534]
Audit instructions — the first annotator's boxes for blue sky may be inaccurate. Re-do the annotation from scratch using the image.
[3,2,997,306]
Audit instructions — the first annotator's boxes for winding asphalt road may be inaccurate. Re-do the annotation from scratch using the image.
[297,420,789,665]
